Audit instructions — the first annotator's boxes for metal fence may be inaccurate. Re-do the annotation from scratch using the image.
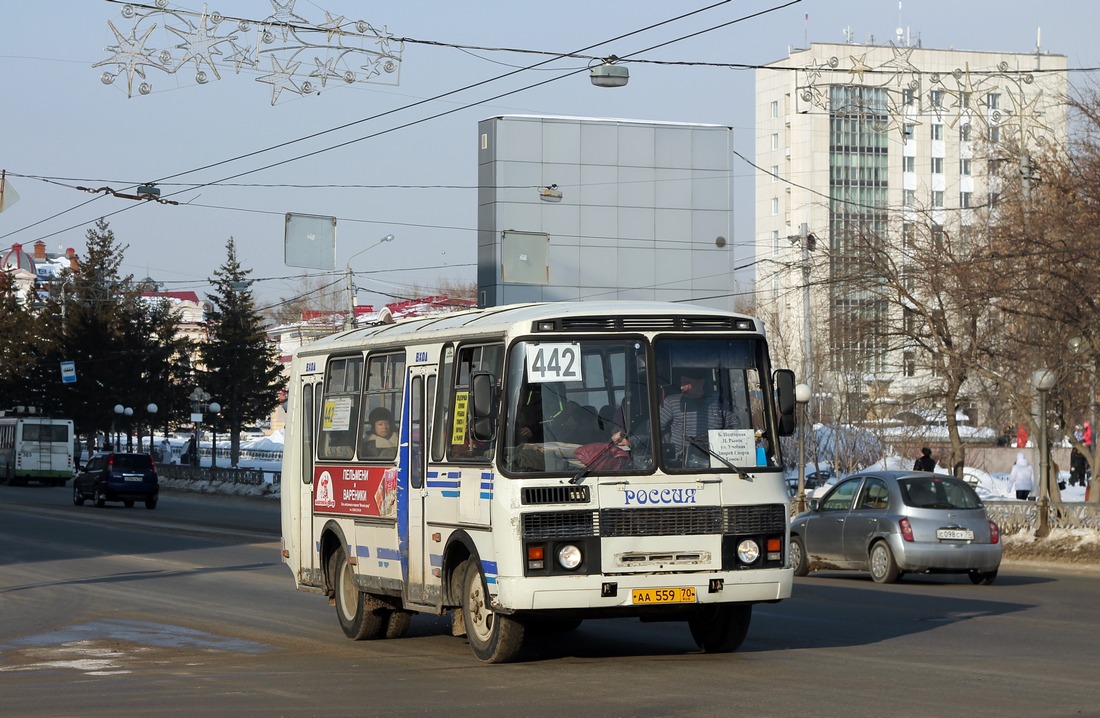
[157,464,267,486]
[984,500,1100,532]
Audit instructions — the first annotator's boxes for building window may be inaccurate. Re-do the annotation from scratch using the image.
[989,191,1000,207]
[771,133,779,151]
[931,123,943,140]
[771,165,779,183]
[904,350,915,377]
[903,156,915,172]
[960,123,971,142]
[771,197,779,215]
[989,125,1000,143]
[987,92,1000,110]
[904,189,916,207]
[771,229,780,255]
[932,190,944,207]
[930,90,945,108]
[902,88,915,106]
[931,157,944,174]
[904,123,915,140]
[960,158,971,176]
[960,91,971,108]
[770,100,779,119]
[960,191,972,208]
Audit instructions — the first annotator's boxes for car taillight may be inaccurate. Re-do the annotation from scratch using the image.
[899,517,914,542]
[989,520,1000,544]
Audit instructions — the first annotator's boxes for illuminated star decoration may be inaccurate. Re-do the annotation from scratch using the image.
[257,55,302,105]
[94,1,403,104]
[847,52,872,83]
[165,11,234,82]
[93,20,162,96]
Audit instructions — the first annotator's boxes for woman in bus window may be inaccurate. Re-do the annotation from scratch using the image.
[363,407,398,460]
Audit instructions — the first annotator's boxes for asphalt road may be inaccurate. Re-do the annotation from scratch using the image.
[1,483,1098,717]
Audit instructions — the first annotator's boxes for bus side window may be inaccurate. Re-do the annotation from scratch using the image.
[318,355,363,462]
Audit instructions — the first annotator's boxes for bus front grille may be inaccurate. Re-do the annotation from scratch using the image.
[522,510,597,538]
[723,504,787,534]
[599,507,723,537]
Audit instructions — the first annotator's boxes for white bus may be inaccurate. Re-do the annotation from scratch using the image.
[0,415,75,487]
[280,302,799,662]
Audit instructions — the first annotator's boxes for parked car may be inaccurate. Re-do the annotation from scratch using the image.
[789,470,1001,584]
[73,452,159,509]
[785,469,833,498]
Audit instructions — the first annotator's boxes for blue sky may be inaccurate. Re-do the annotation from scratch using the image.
[3,0,1096,311]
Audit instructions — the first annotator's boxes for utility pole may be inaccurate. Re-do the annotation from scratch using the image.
[789,223,817,423]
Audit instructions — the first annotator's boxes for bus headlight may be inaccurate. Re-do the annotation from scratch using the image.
[736,539,760,564]
[557,544,583,570]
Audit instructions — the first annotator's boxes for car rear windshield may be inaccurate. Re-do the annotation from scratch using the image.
[899,476,981,510]
[112,454,153,472]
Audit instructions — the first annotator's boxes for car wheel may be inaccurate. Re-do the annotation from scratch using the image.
[94,489,106,508]
[73,484,85,506]
[145,497,157,509]
[791,536,809,577]
[331,547,385,640]
[869,541,900,584]
[384,610,413,639]
[462,559,525,663]
[968,569,997,585]
[688,603,752,653]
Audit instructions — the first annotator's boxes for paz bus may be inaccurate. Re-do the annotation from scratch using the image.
[280,301,798,662]
[0,414,75,486]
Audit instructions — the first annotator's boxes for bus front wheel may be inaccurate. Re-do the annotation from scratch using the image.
[331,547,385,640]
[688,603,752,653]
[462,560,525,663]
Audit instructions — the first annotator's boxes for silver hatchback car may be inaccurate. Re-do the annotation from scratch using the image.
[789,470,1001,584]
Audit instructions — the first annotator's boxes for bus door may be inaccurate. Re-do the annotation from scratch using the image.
[404,367,436,606]
[298,377,321,585]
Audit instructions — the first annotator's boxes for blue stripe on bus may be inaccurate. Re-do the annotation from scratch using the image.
[427,480,460,489]
[377,547,401,561]
[480,493,492,500]
[429,553,443,568]
[355,545,371,558]
[440,491,460,498]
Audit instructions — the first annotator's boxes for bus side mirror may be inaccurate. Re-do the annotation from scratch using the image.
[469,371,498,442]
[774,369,796,437]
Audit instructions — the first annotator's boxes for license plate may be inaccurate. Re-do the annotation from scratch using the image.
[122,474,143,482]
[631,587,697,605]
[936,528,974,541]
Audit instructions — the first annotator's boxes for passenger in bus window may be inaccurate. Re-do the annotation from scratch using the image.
[363,407,398,460]
[612,368,739,467]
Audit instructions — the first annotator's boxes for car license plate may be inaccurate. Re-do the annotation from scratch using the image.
[631,587,697,605]
[936,528,974,541]
[122,474,143,482]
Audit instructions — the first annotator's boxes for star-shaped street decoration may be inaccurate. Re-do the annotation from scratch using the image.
[847,52,872,82]
[93,20,162,97]
[318,11,345,42]
[256,55,302,104]
[166,12,234,81]
[310,56,343,87]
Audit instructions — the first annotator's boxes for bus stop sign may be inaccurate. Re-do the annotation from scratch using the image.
[60,361,76,383]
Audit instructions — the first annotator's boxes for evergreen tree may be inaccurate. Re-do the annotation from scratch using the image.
[0,273,41,411]
[201,238,283,466]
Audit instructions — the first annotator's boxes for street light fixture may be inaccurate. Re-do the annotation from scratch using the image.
[794,383,812,514]
[344,234,395,330]
[590,58,629,87]
[1031,368,1056,537]
[146,403,158,453]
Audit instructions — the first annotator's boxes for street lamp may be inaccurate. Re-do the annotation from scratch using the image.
[1031,368,1056,537]
[146,403,158,453]
[189,388,219,468]
[344,233,395,330]
[113,404,133,450]
[794,383,812,514]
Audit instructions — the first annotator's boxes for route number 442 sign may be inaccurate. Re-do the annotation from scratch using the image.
[525,343,582,383]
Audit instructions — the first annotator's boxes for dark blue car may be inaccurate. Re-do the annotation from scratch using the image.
[73,452,159,509]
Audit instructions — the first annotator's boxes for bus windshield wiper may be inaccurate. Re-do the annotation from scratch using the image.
[686,435,752,481]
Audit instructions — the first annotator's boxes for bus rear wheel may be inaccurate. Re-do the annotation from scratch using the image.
[331,547,385,640]
[688,603,752,653]
[462,560,525,663]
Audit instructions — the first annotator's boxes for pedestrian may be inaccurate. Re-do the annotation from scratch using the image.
[159,437,173,465]
[1070,445,1086,487]
[184,435,198,466]
[913,447,936,472]
[1009,451,1034,500]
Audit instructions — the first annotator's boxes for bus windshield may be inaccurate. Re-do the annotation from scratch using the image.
[501,336,775,475]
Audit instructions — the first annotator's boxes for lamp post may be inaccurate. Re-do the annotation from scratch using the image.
[344,233,395,330]
[1067,336,1098,503]
[189,388,219,468]
[113,404,133,450]
[794,383,812,514]
[1031,368,1056,537]
[145,403,158,453]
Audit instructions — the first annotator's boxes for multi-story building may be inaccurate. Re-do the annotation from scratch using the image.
[755,41,1068,424]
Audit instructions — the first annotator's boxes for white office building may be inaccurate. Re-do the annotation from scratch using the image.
[754,42,1068,423]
